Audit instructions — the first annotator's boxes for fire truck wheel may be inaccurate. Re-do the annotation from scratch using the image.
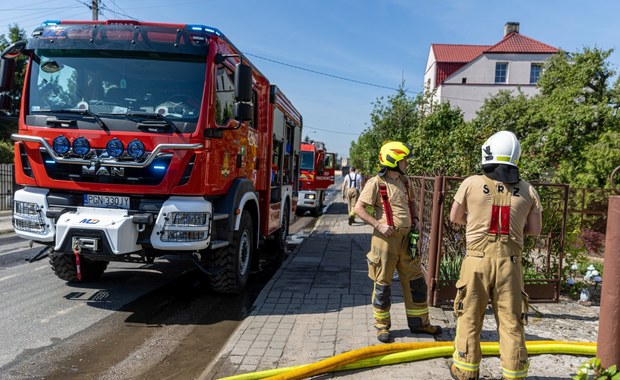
[49,251,109,282]
[270,200,289,263]
[208,211,253,294]
[311,193,323,216]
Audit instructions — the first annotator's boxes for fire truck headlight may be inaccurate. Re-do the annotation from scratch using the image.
[160,212,210,242]
[52,135,70,155]
[13,201,46,233]
[127,139,145,159]
[106,138,124,158]
[73,137,91,156]
[306,193,316,200]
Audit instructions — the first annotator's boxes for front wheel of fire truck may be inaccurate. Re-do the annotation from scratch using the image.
[49,251,109,282]
[208,211,254,294]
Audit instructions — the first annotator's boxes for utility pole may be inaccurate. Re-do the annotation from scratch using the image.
[91,0,99,21]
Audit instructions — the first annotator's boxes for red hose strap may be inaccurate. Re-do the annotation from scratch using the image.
[74,249,82,281]
[378,183,394,226]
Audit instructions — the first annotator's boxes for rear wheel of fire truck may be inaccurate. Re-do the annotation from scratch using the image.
[49,251,109,282]
[208,211,253,294]
[270,200,289,264]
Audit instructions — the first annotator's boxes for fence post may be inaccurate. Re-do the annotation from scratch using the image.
[597,169,620,368]
[427,175,443,307]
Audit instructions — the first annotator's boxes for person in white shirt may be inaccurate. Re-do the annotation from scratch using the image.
[342,167,364,225]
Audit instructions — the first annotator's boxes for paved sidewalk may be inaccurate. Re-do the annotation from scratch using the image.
[0,210,12,235]
[202,199,599,380]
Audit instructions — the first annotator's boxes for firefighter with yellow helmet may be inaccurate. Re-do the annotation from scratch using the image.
[449,131,543,380]
[354,141,442,343]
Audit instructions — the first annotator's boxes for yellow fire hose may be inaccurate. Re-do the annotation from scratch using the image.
[218,341,596,380]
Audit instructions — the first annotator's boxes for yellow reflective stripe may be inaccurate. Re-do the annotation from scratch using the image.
[502,365,529,379]
[373,311,390,319]
[496,155,511,162]
[452,357,479,372]
[406,307,429,316]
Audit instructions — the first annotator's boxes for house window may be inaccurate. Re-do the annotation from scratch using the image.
[461,77,467,84]
[495,63,508,83]
[530,63,543,84]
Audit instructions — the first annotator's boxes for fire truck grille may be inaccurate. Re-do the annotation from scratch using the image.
[41,152,171,185]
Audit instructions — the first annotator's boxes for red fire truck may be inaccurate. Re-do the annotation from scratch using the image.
[296,141,335,216]
[0,20,303,293]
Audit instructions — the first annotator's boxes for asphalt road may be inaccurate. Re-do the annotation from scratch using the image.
[0,180,343,379]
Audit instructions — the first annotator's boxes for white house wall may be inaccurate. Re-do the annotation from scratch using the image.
[436,52,554,120]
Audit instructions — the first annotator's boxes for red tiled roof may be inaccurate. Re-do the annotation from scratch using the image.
[432,44,490,63]
[486,32,558,53]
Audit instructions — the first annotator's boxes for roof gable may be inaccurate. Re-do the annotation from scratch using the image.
[431,44,490,63]
[485,32,558,54]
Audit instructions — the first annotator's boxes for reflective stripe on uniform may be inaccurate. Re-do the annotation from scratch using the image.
[406,307,429,316]
[452,356,480,372]
[373,310,390,319]
[502,365,529,379]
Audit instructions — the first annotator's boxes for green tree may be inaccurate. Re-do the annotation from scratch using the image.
[350,85,420,174]
[409,101,469,176]
[536,47,619,185]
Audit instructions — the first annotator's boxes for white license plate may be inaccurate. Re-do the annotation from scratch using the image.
[84,194,130,209]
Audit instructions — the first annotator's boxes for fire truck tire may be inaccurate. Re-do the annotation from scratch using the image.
[208,211,253,294]
[311,192,323,216]
[49,251,109,282]
[270,200,289,263]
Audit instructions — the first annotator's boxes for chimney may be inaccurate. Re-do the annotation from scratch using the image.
[504,22,520,36]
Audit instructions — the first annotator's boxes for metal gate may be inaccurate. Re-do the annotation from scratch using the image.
[410,176,569,306]
[0,164,14,211]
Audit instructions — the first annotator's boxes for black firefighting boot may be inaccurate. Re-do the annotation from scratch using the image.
[376,328,391,343]
[450,364,479,380]
[411,323,443,336]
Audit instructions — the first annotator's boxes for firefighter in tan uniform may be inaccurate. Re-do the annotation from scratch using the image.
[449,131,543,380]
[342,167,364,225]
[354,141,442,343]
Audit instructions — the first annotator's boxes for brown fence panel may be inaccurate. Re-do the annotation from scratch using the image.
[411,175,569,306]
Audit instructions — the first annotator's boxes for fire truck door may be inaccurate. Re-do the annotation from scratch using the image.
[315,152,336,189]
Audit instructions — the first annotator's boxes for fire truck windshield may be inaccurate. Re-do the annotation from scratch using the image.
[27,49,207,133]
[300,151,315,171]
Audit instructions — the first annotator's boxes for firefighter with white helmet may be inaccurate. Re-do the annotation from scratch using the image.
[354,141,442,343]
[449,131,543,380]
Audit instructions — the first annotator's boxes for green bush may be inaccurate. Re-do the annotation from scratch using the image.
[0,140,14,163]
[573,357,619,380]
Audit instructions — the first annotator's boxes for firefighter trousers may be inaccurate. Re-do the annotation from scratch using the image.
[366,227,430,331]
[452,240,530,379]
[346,187,360,217]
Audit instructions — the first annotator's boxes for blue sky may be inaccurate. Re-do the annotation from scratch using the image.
[3,0,620,157]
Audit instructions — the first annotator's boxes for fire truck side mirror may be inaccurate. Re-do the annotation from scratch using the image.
[0,59,15,92]
[0,40,27,60]
[0,94,11,110]
[233,63,253,121]
[234,102,253,121]
[234,63,253,102]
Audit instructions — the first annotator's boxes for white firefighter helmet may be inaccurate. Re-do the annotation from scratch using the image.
[481,131,521,167]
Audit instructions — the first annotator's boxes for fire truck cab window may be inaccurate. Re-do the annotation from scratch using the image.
[215,65,235,126]
[216,64,256,129]
[27,50,206,133]
[300,151,314,171]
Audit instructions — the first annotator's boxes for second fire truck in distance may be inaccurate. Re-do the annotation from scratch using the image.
[296,141,335,216]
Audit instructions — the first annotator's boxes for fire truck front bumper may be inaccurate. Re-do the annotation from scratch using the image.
[13,188,214,254]
[296,190,320,209]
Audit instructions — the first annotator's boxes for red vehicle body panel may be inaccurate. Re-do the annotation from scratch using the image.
[12,20,301,239]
